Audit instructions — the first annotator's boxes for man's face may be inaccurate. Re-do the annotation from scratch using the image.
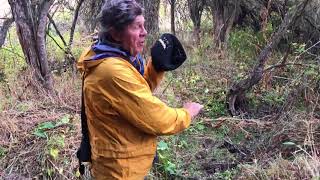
[120,15,147,56]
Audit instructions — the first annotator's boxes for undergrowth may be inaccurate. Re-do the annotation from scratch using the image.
[0,27,319,179]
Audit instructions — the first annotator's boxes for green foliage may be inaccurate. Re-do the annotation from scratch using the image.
[0,28,27,80]
[232,131,246,144]
[157,140,177,175]
[206,88,227,118]
[214,169,238,180]
[33,115,71,139]
[54,10,73,25]
[206,99,226,118]
[46,30,66,62]
[157,140,169,151]
[228,27,259,64]
[200,10,214,33]
[292,42,306,54]
[47,134,65,160]
[0,62,5,82]
[33,121,56,138]
[0,146,7,158]
[16,102,31,112]
[228,24,274,69]
[262,89,285,106]
[32,115,72,177]
[214,125,230,140]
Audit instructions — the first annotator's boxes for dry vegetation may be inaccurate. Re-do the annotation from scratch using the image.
[1,35,320,179]
[1,0,320,178]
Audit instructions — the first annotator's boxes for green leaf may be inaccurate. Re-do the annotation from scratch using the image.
[196,124,205,131]
[157,141,169,151]
[305,70,317,76]
[47,168,54,177]
[164,161,176,175]
[50,148,60,160]
[56,115,70,126]
[283,142,296,146]
[33,130,47,138]
[37,122,55,130]
[75,170,81,177]
[0,146,6,158]
[57,135,65,148]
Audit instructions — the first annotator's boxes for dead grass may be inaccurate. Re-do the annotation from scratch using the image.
[0,71,82,179]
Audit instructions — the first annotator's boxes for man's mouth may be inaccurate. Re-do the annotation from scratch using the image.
[139,41,145,47]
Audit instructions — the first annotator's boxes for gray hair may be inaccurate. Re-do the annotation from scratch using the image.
[97,0,143,42]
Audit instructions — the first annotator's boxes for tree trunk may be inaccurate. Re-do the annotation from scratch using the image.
[66,0,84,72]
[227,0,312,116]
[8,0,54,93]
[170,0,176,35]
[139,0,160,37]
[80,0,103,33]
[0,17,14,48]
[88,0,103,33]
[68,0,84,48]
[210,0,239,50]
[188,0,205,45]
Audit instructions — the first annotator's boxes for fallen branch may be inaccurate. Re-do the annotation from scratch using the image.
[263,63,309,73]
[227,0,313,116]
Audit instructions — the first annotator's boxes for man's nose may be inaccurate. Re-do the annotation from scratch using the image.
[141,26,147,36]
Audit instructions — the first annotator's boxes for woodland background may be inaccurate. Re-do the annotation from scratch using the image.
[0,0,319,179]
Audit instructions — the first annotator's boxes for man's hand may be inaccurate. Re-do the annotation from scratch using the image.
[183,102,203,118]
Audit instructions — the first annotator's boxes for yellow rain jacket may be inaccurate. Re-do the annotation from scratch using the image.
[77,47,191,179]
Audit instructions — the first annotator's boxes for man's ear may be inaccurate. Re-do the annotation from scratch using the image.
[109,28,122,42]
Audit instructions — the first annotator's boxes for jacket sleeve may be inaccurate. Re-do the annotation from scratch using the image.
[143,58,164,92]
[97,61,191,136]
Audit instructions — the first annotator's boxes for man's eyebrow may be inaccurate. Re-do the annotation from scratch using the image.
[136,20,144,23]
[135,18,145,23]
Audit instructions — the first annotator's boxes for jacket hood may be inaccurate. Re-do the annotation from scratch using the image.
[77,42,145,75]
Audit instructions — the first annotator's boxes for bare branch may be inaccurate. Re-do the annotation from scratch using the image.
[68,0,85,49]
[46,31,66,53]
[47,14,67,47]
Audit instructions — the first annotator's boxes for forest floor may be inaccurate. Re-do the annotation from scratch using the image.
[0,45,319,179]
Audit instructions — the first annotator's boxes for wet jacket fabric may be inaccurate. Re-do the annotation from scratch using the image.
[77,43,191,179]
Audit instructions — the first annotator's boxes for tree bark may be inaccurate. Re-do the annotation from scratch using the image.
[209,0,239,50]
[8,0,54,93]
[80,0,103,33]
[188,0,205,45]
[139,0,160,37]
[68,0,85,48]
[227,0,312,116]
[170,0,176,35]
[0,18,14,48]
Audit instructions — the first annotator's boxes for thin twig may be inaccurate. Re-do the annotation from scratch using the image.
[161,78,174,95]
[47,159,69,180]
[46,31,67,54]
[263,63,311,73]
[47,14,67,47]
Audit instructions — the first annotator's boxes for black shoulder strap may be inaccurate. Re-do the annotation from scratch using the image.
[76,74,91,175]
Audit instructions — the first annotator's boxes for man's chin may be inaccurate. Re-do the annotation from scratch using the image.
[136,48,144,55]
